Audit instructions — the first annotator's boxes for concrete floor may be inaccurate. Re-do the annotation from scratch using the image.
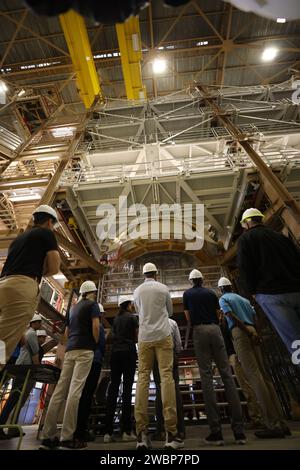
[0,422,300,450]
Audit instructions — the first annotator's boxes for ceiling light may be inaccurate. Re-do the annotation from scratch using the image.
[9,194,42,202]
[262,47,278,61]
[51,126,75,138]
[36,156,60,162]
[152,58,167,74]
[17,89,26,97]
[276,18,286,23]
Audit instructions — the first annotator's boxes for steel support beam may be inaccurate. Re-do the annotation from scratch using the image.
[196,84,300,242]
[115,16,146,101]
[60,10,103,108]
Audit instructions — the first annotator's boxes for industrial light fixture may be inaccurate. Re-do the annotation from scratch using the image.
[262,47,278,61]
[152,58,167,74]
[36,156,60,162]
[276,18,286,23]
[9,194,42,202]
[51,126,75,138]
[17,89,26,97]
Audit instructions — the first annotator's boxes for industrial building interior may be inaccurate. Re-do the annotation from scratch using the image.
[0,0,300,452]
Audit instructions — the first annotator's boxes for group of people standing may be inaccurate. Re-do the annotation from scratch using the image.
[0,204,300,450]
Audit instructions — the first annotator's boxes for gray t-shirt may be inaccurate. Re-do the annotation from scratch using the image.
[16,327,39,365]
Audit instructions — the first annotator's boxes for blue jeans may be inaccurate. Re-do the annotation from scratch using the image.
[256,292,300,362]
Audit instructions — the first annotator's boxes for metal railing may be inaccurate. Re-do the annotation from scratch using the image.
[100,266,222,304]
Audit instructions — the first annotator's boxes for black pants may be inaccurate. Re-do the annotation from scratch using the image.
[153,355,185,436]
[74,362,102,440]
[0,376,35,427]
[104,351,136,435]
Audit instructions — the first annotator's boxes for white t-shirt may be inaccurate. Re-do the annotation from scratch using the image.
[134,278,173,342]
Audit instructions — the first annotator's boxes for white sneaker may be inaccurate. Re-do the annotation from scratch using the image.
[164,432,184,449]
[103,434,113,443]
[136,431,150,449]
[122,432,136,442]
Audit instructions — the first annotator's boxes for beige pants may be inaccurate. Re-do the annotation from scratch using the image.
[0,275,39,364]
[135,335,177,436]
[42,349,94,442]
[229,354,263,424]
[232,326,284,429]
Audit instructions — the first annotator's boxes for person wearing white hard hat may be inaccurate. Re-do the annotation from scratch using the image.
[0,313,43,439]
[183,270,246,445]
[40,280,101,450]
[238,207,300,364]
[133,262,183,450]
[104,296,138,443]
[218,277,289,439]
[0,204,60,364]
[75,303,106,447]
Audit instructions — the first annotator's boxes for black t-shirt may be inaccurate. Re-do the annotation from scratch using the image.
[111,310,138,354]
[1,227,58,281]
[238,225,300,294]
[66,299,101,352]
[183,286,219,325]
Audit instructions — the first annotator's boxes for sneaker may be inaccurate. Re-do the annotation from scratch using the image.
[255,428,285,439]
[234,432,247,445]
[203,431,225,446]
[164,432,184,449]
[103,433,114,443]
[39,438,60,450]
[136,431,150,450]
[57,440,77,450]
[122,432,136,442]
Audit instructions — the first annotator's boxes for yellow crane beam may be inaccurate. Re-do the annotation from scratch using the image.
[60,10,103,108]
[116,16,146,101]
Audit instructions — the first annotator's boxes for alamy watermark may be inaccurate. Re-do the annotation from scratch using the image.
[292,340,300,366]
[95,196,205,250]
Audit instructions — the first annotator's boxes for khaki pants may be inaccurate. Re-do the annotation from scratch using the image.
[229,354,263,424]
[135,335,177,436]
[0,275,39,363]
[42,349,94,442]
[232,326,284,429]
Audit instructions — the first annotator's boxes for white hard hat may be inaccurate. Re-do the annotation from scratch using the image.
[142,262,158,274]
[79,280,97,294]
[33,205,58,221]
[218,277,232,287]
[189,269,203,280]
[98,303,105,313]
[240,208,264,224]
[37,329,47,337]
[30,313,42,323]
[118,295,133,307]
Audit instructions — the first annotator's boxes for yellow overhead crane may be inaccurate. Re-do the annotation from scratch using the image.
[60,10,104,108]
[116,16,146,101]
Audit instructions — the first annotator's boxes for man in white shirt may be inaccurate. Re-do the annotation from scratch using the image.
[133,263,183,450]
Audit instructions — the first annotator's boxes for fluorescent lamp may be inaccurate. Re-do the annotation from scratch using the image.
[36,156,60,161]
[9,194,42,202]
[262,47,278,61]
[51,127,75,138]
[276,18,286,23]
[17,89,26,97]
[152,58,167,74]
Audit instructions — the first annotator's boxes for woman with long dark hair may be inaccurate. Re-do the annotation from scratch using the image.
[104,296,138,442]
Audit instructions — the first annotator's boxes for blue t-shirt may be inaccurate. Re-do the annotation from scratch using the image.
[93,324,106,364]
[66,299,101,352]
[219,292,255,330]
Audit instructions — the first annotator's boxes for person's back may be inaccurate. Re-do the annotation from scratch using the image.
[66,298,99,353]
[219,292,255,330]
[238,224,300,294]
[1,227,57,282]
[183,285,219,325]
[112,311,137,354]
[134,279,172,342]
